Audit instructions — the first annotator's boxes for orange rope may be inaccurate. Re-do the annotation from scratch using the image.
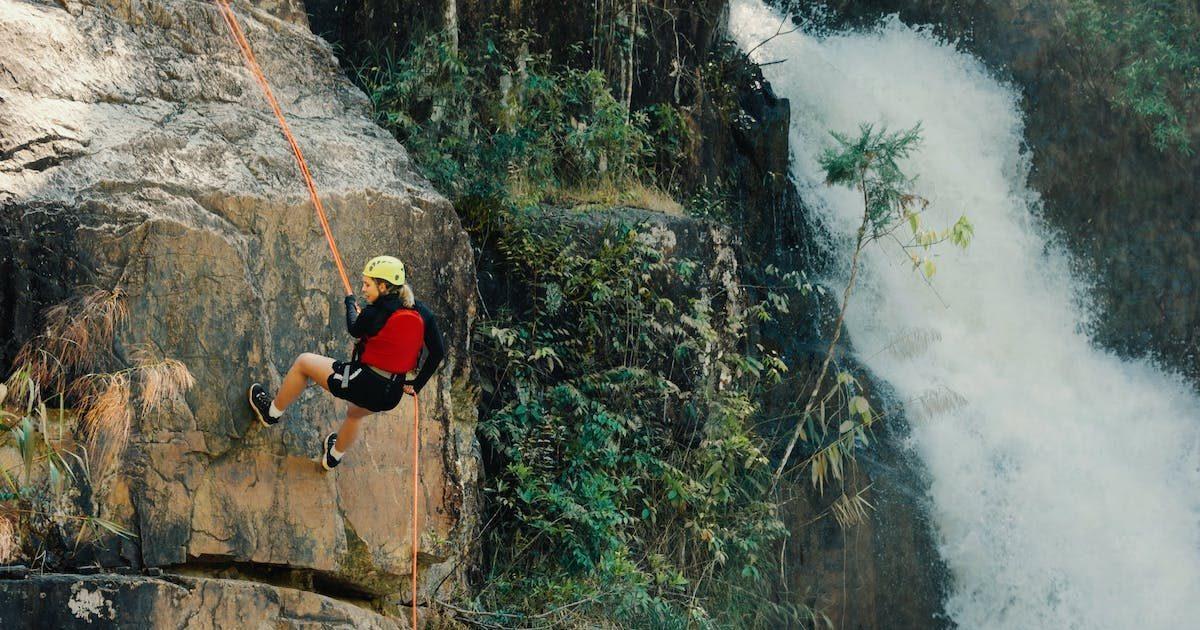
[217,3,421,625]
[412,394,421,629]
[214,0,353,296]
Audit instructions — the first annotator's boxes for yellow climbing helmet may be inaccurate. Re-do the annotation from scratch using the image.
[362,255,406,285]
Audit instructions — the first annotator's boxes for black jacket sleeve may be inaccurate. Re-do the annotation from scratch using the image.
[409,301,446,393]
[345,295,362,336]
[346,298,391,339]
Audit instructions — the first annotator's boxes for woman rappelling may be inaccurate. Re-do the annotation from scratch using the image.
[247,255,445,470]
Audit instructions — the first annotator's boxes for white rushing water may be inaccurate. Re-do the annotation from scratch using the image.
[730,1,1200,627]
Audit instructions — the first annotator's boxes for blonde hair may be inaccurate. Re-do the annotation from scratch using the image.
[398,283,415,308]
[377,279,415,308]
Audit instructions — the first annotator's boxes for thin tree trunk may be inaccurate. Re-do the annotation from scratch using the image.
[770,172,872,493]
[592,0,601,70]
[624,0,637,116]
[442,0,458,54]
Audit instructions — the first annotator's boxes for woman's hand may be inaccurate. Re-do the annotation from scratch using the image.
[344,294,357,306]
[404,385,416,396]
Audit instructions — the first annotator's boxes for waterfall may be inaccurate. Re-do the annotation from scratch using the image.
[730,2,1200,627]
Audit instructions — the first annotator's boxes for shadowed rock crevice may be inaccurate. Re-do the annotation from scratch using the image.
[167,558,387,608]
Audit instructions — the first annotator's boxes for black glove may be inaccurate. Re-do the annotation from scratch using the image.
[344,295,360,333]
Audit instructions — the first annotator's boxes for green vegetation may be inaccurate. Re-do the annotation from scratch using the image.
[771,123,971,498]
[1068,0,1200,154]
[358,30,819,627]
[357,30,693,213]
[360,25,972,627]
[465,211,807,627]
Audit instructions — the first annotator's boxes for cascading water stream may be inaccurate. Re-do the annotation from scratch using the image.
[730,1,1200,627]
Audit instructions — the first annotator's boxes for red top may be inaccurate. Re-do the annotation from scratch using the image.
[360,308,425,374]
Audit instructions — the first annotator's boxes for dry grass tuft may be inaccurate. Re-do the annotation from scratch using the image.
[5,288,196,485]
[555,180,684,216]
[131,347,195,415]
[507,177,685,216]
[42,287,127,371]
[79,373,134,479]
[8,288,127,398]
[0,288,159,543]
[831,488,875,529]
[72,347,195,478]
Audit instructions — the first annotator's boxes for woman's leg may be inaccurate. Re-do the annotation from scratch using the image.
[334,404,373,452]
[273,353,335,411]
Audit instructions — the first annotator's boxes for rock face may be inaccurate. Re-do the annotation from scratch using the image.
[774,385,952,629]
[830,0,1200,379]
[0,0,477,613]
[0,573,401,629]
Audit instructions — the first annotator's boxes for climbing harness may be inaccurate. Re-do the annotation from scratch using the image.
[214,3,422,627]
[333,363,361,385]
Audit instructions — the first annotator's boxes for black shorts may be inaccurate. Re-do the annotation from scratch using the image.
[327,360,404,412]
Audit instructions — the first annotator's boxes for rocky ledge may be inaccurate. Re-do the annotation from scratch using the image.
[0,573,404,629]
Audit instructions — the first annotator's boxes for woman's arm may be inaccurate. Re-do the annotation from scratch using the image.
[346,296,385,338]
[409,302,446,394]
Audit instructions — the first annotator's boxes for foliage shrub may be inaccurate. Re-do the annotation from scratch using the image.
[464,206,809,627]
[770,123,971,496]
[1068,0,1200,154]
[357,27,818,627]
[357,30,684,206]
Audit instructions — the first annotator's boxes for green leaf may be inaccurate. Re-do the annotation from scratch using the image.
[951,215,975,248]
[91,517,138,539]
[49,459,61,491]
[0,469,18,493]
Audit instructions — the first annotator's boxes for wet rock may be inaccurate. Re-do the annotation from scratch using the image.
[0,565,29,580]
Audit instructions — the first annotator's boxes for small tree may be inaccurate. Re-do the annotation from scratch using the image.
[770,123,973,492]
